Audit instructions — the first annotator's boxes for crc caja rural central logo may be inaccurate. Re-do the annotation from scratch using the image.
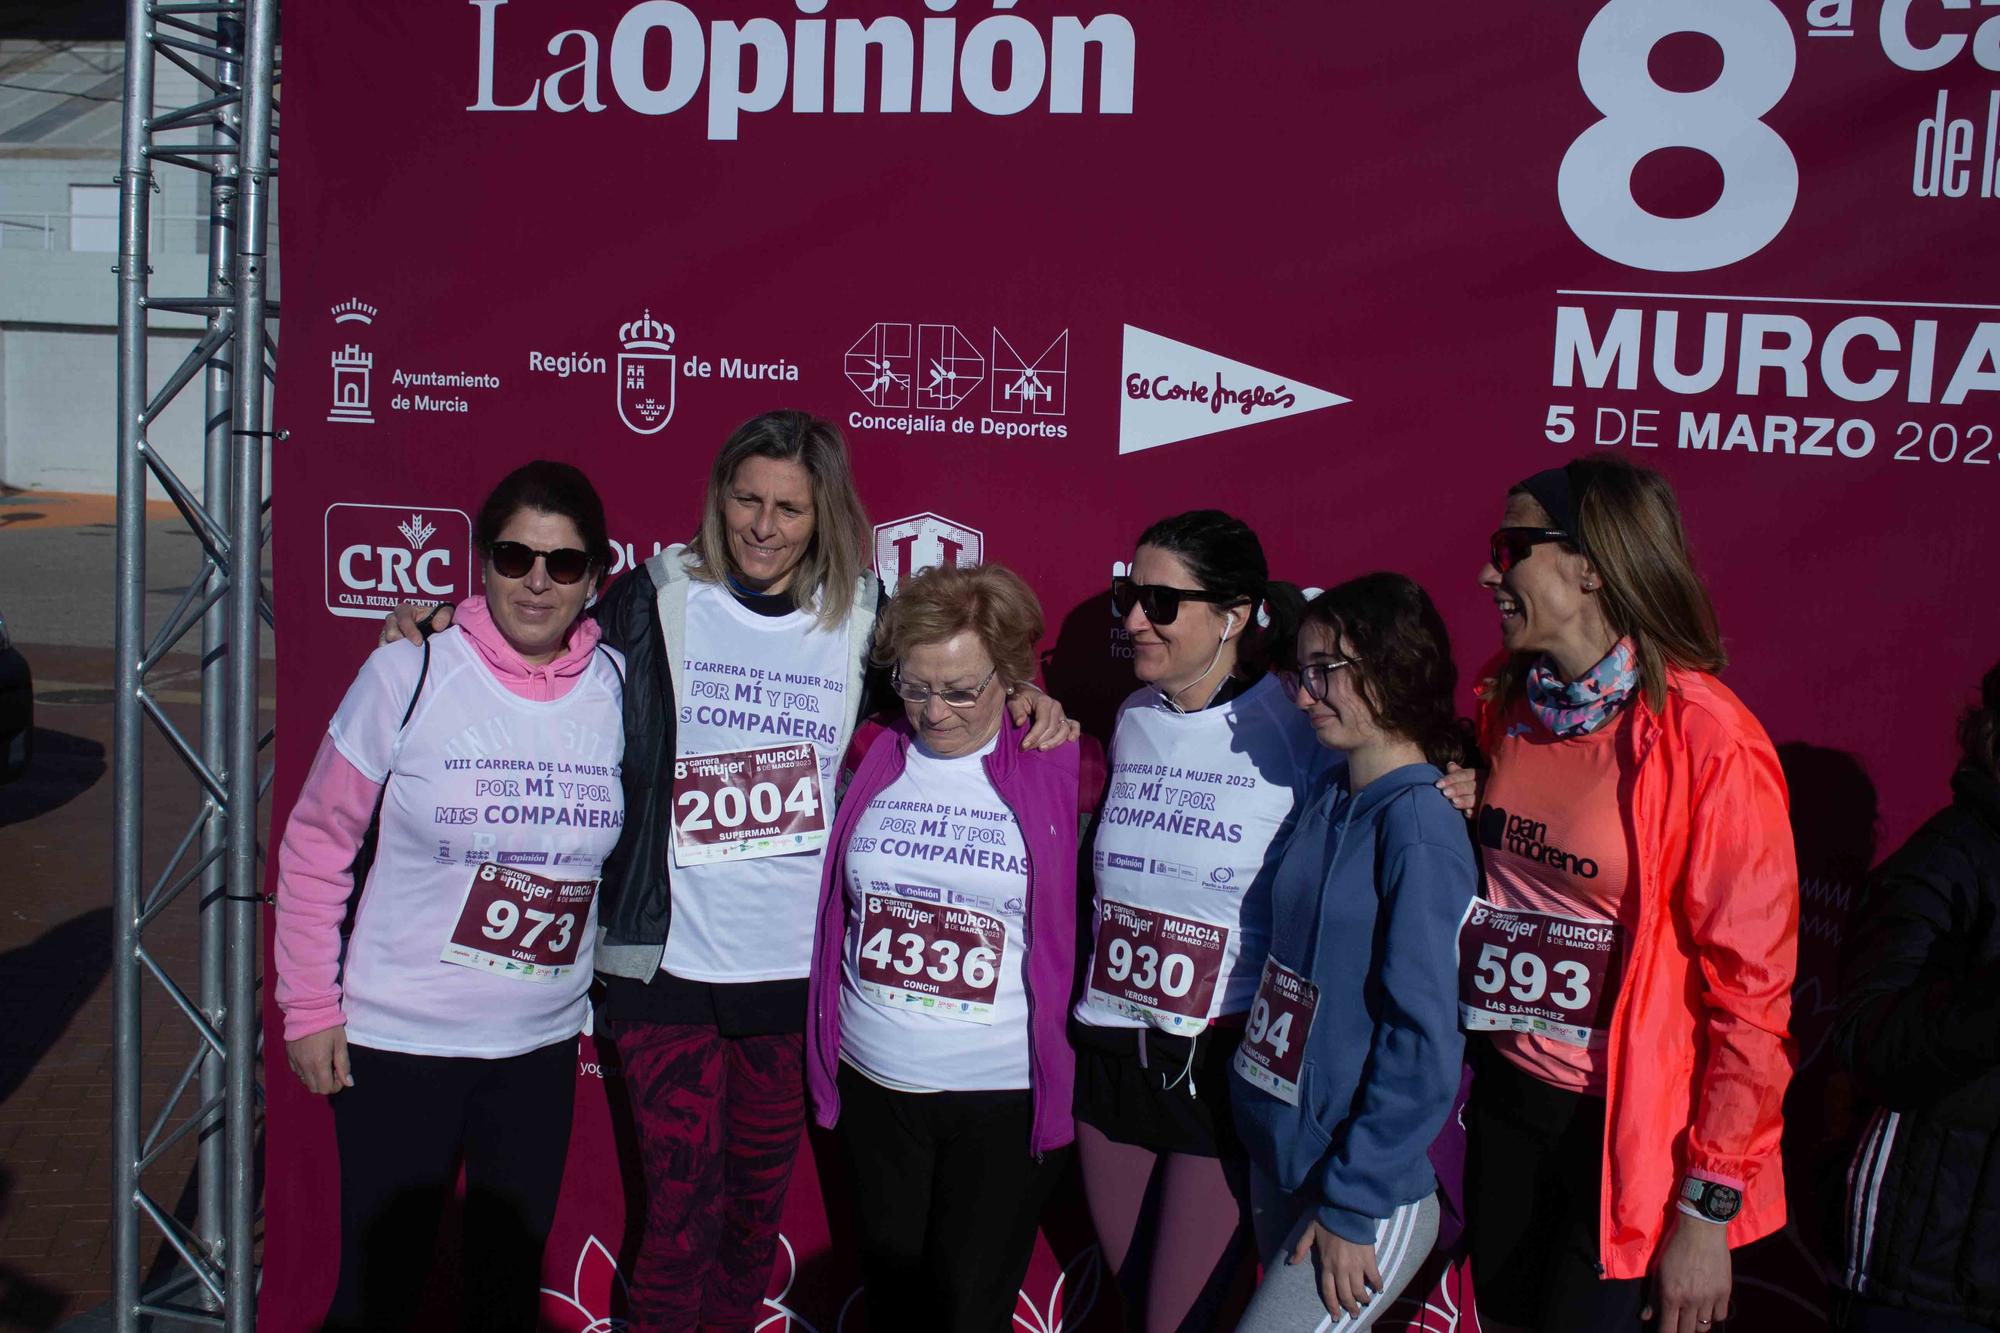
[324,502,472,620]
[873,513,983,596]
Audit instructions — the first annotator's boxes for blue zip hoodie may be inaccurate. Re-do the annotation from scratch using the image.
[1230,762,1478,1244]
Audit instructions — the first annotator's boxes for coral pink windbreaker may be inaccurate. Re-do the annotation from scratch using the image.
[1475,660,1799,1279]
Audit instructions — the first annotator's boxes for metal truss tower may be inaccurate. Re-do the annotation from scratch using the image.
[112,0,279,1327]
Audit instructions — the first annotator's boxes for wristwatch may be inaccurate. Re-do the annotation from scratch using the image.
[1679,1176,1741,1224]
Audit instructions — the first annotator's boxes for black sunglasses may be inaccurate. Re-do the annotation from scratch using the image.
[490,540,591,585]
[1488,527,1570,574]
[1111,576,1237,626]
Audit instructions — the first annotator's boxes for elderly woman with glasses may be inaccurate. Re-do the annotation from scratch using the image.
[805,561,1103,1333]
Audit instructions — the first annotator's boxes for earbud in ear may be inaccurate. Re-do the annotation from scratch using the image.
[1222,613,1236,639]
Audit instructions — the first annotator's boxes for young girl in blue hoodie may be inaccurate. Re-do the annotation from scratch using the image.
[1231,572,1480,1331]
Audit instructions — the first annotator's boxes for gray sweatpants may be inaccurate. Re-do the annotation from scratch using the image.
[1236,1169,1440,1333]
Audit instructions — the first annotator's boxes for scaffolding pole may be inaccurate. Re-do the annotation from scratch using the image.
[112,0,279,1326]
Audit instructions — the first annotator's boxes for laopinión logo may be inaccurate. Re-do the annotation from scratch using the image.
[1478,803,1601,879]
[873,513,984,596]
[324,502,472,620]
[844,322,1070,442]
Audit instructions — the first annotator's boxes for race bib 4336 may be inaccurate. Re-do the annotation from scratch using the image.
[855,891,1007,1024]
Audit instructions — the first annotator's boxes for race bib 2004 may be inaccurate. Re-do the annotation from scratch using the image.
[670,742,827,867]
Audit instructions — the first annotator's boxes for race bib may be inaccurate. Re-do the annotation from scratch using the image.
[1457,898,1624,1047]
[1232,955,1320,1106]
[670,743,828,867]
[440,863,596,983]
[1086,900,1227,1032]
[854,891,1007,1025]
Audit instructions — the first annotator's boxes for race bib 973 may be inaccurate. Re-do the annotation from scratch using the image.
[440,863,597,983]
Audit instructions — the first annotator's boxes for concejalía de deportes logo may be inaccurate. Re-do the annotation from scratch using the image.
[845,322,1070,440]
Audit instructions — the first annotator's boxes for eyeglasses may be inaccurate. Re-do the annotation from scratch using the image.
[1488,527,1571,574]
[490,540,591,585]
[891,665,997,709]
[1111,576,1238,626]
[1283,659,1356,703]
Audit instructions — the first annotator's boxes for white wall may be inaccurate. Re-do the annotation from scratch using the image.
[0,239,281,498]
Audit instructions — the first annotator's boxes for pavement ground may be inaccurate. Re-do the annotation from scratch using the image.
[1,494,275,1330]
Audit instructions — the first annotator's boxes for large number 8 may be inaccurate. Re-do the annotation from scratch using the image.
[1558,0,1797,272]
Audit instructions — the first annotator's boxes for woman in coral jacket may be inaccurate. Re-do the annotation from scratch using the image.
[1457,457,1798,1333]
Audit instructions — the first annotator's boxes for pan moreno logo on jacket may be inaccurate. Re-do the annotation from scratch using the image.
[469,1,1136,141]
[1478,803,1601,879]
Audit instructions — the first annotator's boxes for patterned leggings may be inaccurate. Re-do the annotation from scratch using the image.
[602,1020,806,1333]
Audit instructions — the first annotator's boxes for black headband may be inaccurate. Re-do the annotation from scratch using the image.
[1517,464,1577,537]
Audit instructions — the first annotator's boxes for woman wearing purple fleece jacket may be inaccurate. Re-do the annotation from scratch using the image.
[1231,573,1479,1333]
[805,562,1103,1333]
[273,463,625,1333]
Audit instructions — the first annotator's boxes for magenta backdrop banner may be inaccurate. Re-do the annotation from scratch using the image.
[263,2,1999,1328]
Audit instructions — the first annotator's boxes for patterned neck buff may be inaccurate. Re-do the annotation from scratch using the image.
[1527,637,1639,738]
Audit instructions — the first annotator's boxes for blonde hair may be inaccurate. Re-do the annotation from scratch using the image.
[1496,457,1726,711]
[687,411,870,629]
[870,563,1043,688]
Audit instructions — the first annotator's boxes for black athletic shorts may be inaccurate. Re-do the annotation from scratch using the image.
[1071,1019,1244,1159]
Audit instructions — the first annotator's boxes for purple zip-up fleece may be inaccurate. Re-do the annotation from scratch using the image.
[807,709,1101,1156]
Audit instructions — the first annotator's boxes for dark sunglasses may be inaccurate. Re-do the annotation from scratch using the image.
[1111,576,1237,626]
[490,540,591,585]
[1488,527,1570,574]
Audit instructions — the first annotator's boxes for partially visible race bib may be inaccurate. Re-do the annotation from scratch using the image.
[854,891,1007,1025]
[1086,900,1228,1033]
[669,742,828,867]
[440,863,597,984]
[1457,898,1624,1048]
[1232,955,1319,1106]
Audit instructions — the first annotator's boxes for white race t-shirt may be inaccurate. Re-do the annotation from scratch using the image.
[838,734,1033,1091]
[1073,674,1334,1033]
[329,630,625,1058]
[662,581,853,982]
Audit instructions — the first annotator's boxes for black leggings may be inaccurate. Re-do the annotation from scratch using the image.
[323,1038,576,1333]
[835,1063,1068,1333]
[1465,1045,1731,1333]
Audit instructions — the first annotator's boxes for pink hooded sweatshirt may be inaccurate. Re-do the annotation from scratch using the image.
[272,597,605,1041]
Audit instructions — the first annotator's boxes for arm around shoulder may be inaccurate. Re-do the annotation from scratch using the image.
[591,563,657,657]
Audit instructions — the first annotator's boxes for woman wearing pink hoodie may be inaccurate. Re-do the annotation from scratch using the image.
[273,461,626,1333]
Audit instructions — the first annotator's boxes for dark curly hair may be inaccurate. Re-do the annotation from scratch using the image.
[472,460,614,577]
[1960,658,2000,780]
[1300,572,1477,770]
